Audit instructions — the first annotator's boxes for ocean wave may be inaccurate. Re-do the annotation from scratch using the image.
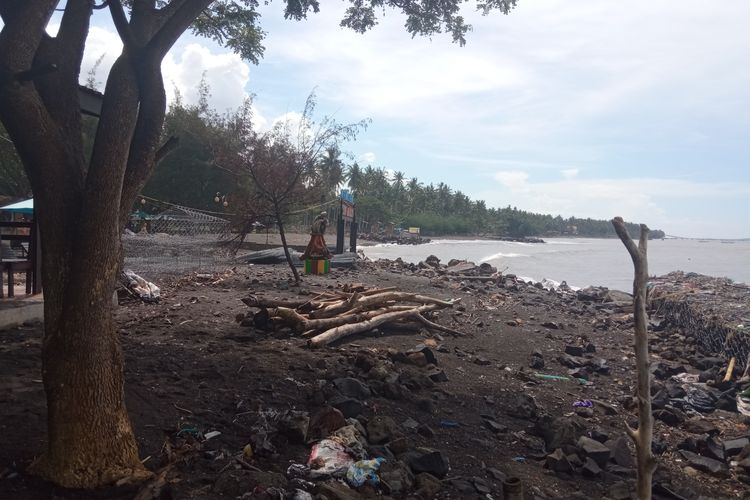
[480,251,527,262]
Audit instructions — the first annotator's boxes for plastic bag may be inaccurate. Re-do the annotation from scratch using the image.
[345,458,385,487]
[307,439,354,479]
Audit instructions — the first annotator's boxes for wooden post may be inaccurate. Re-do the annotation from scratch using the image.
[612,217,656,500]
[336,199,345,255]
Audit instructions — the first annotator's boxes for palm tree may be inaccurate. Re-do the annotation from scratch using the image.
[346,162,363,196]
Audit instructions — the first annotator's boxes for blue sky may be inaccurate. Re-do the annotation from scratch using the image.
[77,0,750,238]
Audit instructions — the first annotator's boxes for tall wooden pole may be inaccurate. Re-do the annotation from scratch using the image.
[612,217,656,500]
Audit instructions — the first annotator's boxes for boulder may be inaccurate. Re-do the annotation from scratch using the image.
[578,436,610,468]
[404,448,450,478]
[679,450,728,477]
[367,415,399,444]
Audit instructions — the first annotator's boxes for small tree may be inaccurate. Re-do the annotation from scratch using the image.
[612,216,656,500]
[216,94,367,283]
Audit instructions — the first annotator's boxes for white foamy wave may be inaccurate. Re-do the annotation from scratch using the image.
[480,251,526,262]
[518,275,580,291]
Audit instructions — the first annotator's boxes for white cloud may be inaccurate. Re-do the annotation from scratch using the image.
[493,170,529,189]
[561,168,579,180]
[162,43,250,112]
[359,152,376,165]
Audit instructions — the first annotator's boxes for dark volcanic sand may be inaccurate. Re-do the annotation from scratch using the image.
[0,261,746,499]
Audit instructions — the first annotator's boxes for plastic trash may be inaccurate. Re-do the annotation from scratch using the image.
[345,457,385,487]
[737,386,750,416]
[440,420,460,428]
[533,373,588,385]
[573,400,593,408]
[307,439,354,479]
[121,269,160,302]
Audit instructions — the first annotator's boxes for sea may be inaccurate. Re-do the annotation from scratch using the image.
[361,238,750,292]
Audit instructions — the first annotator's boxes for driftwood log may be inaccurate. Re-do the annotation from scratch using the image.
[612,216,656,500]
[242,286,464,346]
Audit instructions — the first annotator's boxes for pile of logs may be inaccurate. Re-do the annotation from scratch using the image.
[241,286,464,347]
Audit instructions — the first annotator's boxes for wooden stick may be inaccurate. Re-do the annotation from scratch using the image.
[723,357,736,382]
[309,291,360,318]
[415,313,467,336]
[308,304,440,347]
[612,216,656,500]
[242,295,312,309]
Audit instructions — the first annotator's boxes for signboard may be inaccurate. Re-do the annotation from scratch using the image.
[342,202,355,221]
[408,227,420,234]
[340,190,355,222]
[340,189,354,204]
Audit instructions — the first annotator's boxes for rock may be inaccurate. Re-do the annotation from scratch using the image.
[382,382,406,400]
[483,419,508,434]
[214,470,287,498]
[606,437,634,468]
[278,410,310,444]
[537,416,583,450]
[581,457,603,477]
[486,467,506,481]
[474,356,491,366]
[406,344,438,366]
[417,424,435,438]
[379,460,414,494]
[739,457,750,473]
[314,481,363,500]
[568,367,590,380]
[472,477,492,494]
[333,377,371,400]
[506,393,538,420]
[529,350,545,369]
[578,436,611,468]
[425,255,441,267]
[308,407,347,441]
[679,450,729,477]
[575,407,594,418]
[367,416,399,444]
[545,448,573,473]
[330,396,364,419]
[448,478,476,494]
[705,436,726,462]
[415,472,442,497]
[564,345,584,357]
[594,400,618,416]
[426,368,449,383]
[653,408,684,426]
[558,353,584,368]
[404,448,450,478]
[724,437,750,457]
[683,418,718,435]
[604,290,633,304]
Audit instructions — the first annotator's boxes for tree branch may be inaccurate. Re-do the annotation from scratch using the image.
[148,0,213,57]
[109,0,138,51]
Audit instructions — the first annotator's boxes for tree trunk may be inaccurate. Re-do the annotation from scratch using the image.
[276,210,301,284]
[27,208,146,488]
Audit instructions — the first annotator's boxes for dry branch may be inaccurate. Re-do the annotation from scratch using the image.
[612,216,656,500]
[308,304,441,347]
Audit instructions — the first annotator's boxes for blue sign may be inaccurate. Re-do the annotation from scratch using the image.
[340,189,354,204]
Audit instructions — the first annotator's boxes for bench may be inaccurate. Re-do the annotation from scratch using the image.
[0,221,40,298]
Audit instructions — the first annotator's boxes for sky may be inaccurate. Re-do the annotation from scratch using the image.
[74,0,750,238]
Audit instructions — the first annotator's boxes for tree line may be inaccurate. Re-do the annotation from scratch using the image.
[137,90,664,240]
